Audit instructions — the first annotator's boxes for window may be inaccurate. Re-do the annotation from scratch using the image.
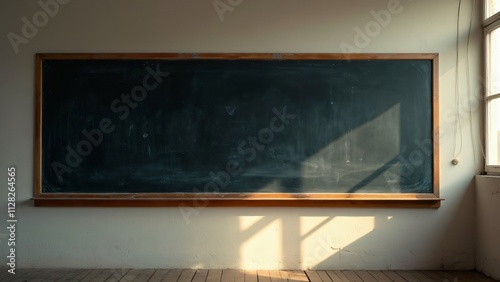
[484,1,500,173]
[486,0,500,19]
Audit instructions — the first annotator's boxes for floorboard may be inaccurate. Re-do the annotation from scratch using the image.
[257,270,272,282]
[342,271,363,282]
[105,268,130,282]
[316,270,333,282]
[0,269,496,281]
[422,270,447,281]
[288,270,310,282]
[119,269,143,282]
[325,270,348,282]
[354,271,377,282]
[437,270,458,281]
[244,270,258,282]
[279,270,290,281]
[366,271,392,282]
[305,270,323,282]
[192,269,209,282]
[32,268,67,282]
[162,269,183,282]
[380,270,407,282]
[406,271,434,282]
[221,269,235,282]
[449,271,498,282]
[147,269,170,282]
[81,269,108,282]
[177,269,196,282]
[131,269,156,282]
[269,270,285,282]
[55,269,93,282]
[206,269,222,282]
[234,270,245,282]
[397,270,421,282]
[4,268,38,282]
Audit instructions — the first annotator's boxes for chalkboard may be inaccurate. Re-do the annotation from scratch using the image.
[34,53,440,207]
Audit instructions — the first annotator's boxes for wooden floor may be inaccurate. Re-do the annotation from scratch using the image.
[0,269,498,282]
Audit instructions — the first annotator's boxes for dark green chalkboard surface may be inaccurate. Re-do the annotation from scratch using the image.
[34,53,440,207]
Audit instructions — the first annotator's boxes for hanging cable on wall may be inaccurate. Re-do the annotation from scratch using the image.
[465,0,486,169]
[452,0,464,165]
[464,0,487,170]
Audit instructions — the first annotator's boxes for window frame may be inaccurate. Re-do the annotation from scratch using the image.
[483,1,500,174]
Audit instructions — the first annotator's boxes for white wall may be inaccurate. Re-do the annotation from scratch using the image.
[476,176,500,280]
[0,0,484,270]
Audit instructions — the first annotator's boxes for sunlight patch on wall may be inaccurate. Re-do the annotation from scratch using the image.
[239,216,282,269]
[300,216,375,269]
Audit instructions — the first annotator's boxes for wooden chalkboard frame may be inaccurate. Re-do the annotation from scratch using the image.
[33,53,441,208]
